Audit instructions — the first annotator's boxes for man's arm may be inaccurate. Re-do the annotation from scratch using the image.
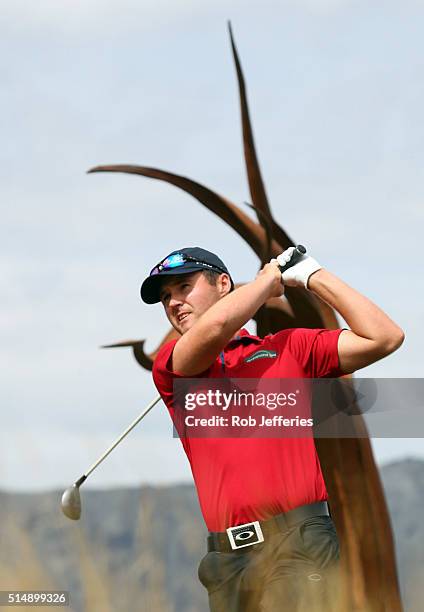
[172,264,283,376]
[307,269,405,374]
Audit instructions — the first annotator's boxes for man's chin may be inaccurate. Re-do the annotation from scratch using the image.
[172,317,193,335]
[179,317,195,334]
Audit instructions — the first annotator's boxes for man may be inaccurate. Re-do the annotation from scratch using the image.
[140,246,404,612]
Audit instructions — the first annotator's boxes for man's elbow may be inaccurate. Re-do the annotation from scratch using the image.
[381,327,405,355]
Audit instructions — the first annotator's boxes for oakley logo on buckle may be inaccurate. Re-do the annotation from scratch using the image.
[226,520,264,550]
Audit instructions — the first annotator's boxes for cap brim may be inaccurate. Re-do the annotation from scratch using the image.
[140,266,205,304]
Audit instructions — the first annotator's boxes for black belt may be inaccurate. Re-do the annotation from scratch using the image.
[207,501,329,553]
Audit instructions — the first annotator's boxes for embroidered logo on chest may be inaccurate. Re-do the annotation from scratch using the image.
[244,349,278,363]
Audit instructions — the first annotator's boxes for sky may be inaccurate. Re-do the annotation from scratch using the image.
[1,1,423,491]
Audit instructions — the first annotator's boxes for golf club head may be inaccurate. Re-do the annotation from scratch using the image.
[61,484,82,520]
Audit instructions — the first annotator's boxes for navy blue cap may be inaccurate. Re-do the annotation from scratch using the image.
[140,247,234,304]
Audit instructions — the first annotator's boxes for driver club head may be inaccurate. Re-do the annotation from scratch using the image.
[61,483,82,520]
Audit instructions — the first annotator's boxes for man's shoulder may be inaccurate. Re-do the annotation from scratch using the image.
[262,327,298,344]
[236,327,295,340]
[152,338,179,376]
[232,327,300,348]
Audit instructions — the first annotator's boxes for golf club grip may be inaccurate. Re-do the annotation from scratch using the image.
[277,245,306,273]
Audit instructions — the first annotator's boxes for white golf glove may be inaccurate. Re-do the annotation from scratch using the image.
[272,247,322,289]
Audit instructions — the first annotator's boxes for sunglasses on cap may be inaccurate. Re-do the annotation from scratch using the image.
[149,252,228,276]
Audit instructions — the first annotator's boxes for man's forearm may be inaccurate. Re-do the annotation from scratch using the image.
[194,274,274,344]
[172,266,282,376]
[308,269,404,349]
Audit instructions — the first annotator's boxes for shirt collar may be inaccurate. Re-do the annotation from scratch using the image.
[228,328,263,346]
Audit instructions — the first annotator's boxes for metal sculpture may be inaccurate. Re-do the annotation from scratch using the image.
[89,23,402,612]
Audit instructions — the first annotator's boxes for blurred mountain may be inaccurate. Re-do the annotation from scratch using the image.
[379,458,424,612]
[0,458,422,611]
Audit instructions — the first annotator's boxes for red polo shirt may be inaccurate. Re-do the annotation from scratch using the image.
[153,327,344,532]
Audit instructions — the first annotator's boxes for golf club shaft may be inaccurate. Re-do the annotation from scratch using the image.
[82,395,162,480]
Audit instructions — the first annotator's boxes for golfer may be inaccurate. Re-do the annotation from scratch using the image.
[140,246,404,612]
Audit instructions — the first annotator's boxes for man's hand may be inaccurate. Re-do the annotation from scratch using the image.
[257,261,285,298]
[276,247,322,289]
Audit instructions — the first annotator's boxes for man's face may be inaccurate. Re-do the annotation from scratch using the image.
[159,271,226,335]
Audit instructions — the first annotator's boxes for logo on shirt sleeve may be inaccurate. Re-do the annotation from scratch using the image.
[244,350,278,363]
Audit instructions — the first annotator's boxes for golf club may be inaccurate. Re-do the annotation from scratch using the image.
[61,394,161,520]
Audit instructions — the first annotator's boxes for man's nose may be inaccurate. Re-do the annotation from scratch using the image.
[168,293,183,309]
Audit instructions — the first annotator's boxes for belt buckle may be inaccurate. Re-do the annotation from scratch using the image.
[226,520,264,550]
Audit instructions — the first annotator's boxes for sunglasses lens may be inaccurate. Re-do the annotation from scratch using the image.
[150,253,187,276]
[161,254,186,269]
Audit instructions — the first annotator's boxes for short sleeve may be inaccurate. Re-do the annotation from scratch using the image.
[274,328,346,378]
[152,340,178,397]
[152,339,212,400]
[152,340,193,459]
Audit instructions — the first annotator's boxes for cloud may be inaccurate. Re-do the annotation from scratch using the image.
[2,0,423,489]
[0,0,359,36]
[0,427,193,491]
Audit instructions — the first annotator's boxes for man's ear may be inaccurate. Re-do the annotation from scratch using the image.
[218,273,232,297]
